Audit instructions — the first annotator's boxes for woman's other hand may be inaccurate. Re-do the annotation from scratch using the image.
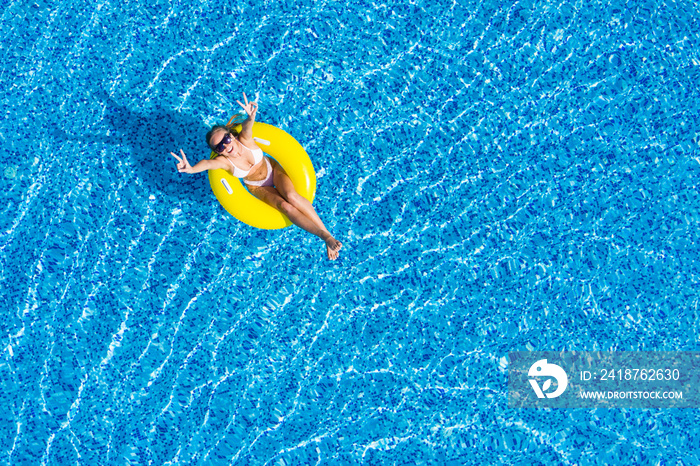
[170,149,193,173]
[237,92,258,121]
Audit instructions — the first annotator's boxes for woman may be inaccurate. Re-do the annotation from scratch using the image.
[169,93,342,260]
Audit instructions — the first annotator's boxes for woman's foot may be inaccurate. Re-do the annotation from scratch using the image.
[324,236,342,260]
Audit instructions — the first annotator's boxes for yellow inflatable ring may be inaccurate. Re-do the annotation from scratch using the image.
[208,121,316,230]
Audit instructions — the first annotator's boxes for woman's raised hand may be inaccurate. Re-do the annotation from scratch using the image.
[170,149,193,174]
[236,92,258,120]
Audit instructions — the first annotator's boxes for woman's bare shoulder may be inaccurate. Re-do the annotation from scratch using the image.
[210,155,231,170]
[238,135,260,150]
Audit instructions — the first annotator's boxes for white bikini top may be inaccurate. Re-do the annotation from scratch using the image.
[223,144,263,178]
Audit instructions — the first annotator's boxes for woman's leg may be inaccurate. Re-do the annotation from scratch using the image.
[248,185,341,260]
[270,162,342,257]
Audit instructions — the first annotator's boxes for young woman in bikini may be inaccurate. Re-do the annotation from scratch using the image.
[169,93,342,260]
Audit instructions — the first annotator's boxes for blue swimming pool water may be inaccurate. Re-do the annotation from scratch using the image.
[2,0,700,464]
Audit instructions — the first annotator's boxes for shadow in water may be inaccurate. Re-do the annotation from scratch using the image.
[54,89,216,204]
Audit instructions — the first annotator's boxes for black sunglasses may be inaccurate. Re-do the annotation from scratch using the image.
[214,133,233,153]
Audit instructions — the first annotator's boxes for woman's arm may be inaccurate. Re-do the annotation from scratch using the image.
[170,149,227,174]
[237,92,258,141]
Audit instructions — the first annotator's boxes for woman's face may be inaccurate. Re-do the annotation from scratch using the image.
[210,128,236,155]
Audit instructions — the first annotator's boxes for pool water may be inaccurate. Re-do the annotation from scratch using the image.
[2,0,700,464]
